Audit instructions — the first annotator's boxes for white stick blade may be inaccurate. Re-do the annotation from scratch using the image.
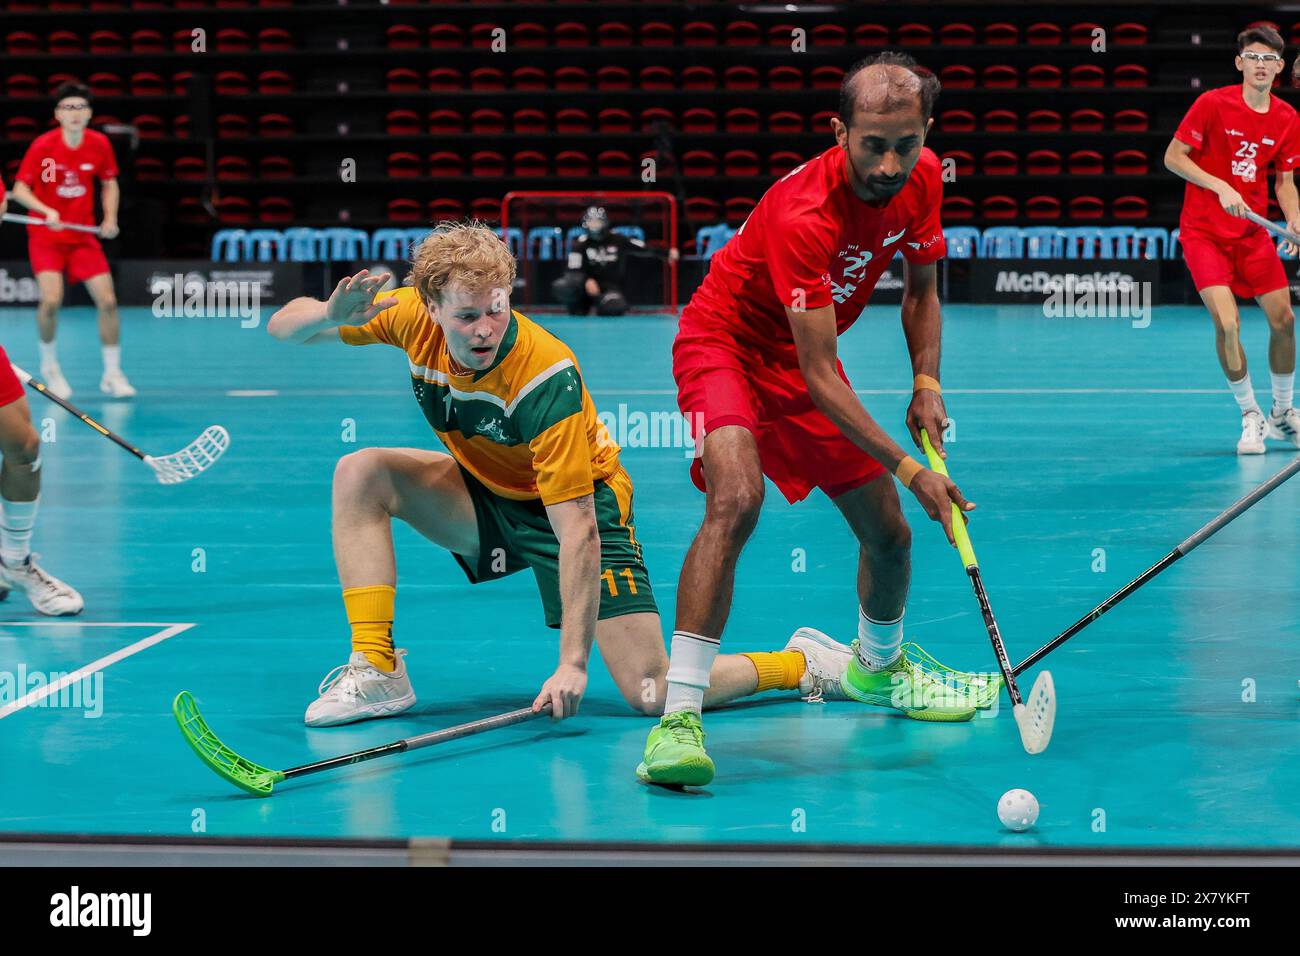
[1013,670,1055,755]
[145,425,230,484]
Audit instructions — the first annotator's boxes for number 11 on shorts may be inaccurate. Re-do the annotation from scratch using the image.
[601,568,638,596]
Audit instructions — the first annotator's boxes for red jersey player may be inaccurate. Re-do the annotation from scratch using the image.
[1166,24,1300,455]
[11,82,133,400]
[637,53,983,788]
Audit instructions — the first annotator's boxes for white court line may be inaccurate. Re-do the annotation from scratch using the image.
[0,622,195,721]
[226,389,279,397]
[596,388,1236,396]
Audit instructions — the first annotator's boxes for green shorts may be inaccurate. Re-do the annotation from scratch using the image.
[452,465,657,628]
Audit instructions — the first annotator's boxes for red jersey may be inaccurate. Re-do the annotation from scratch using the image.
[1174,85,1300,240]
[681,145,946,359]
[15,128,118,240]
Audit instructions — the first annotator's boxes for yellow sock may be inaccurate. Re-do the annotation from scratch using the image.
[343,585,396,672]
[742,650,807,693]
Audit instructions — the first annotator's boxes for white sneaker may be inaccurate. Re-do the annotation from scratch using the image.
[40,364,72,400]
[305,649,416,727]
[1237,410,1267,455]
[99,369,136,398]
[784,626,852,701]
[0,554,84,616]
[1267,405,1300,448]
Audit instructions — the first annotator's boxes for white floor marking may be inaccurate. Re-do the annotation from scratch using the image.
[226,389,279,397]
[0,622,195,720]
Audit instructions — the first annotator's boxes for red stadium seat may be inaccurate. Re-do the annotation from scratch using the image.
[470,198,501,222]
[724,66,760,90]
[984,22,1018,45]
[175,198,207,226]
[1069,109,1105,131]
[512,109,546,133]
[811,66,844,90]
[1026,110,1063,132]
[513,152,547,177]
[768,66,802,90]
[89,30,125,53]
[598,150,633,177]
[1027,22,1062,45]
[134,157,165,181]
[48,31,84,54]
[1026,196,1062,219]
[598,108,633,133]
[555,152,591,177]
[1027,65,1063,88]
[982,196,1018,219]
[386,25,420,49]
[470,109,506,133]
[682,108,718,133]
[258,28,292,51]
[428,198,464,221]
[1069,196,1105,219]
[6,32,42,54]
[130,72,167,95]
[259,156,294,179]
[640,108,673,131]
[470,24,503,50]
[769,151,804,177]
[555,67,590,91]
[1113,65,1149,88]
[934,22,973,45]
[810,110,837,131]
[983,110,1018,132]
[130,29,166,52]
[89,73,125,96]
[681,66,716,90]
[428,152,464,177]
[682,151,719,177]
[1068,150,1105,174]
[6,74,41,97]
[131,114,165,137]
[596,66,633,90]
[216,156,253,181]
[597,23,633,46]
[725,21,760,46]
[1113,150,1149,175]
[983,150,1019,175]
[725,108,760,133]
[942,196,975,220]
[641,23,674,47]
[471,151,506,177]
[216,114,251,139]
[767,24,797,47]
[1114,23,1149,45]
[724,150,761,177]
[1069,65,1106,88]
[897,23,933,45]
[555,109,591,133]
[768,111,804,133]
[258,114,294,137]
[258,197,294,223]
[257,71,293,94]
[683,22,718,46]
[813,24,848,46]
[428,24,463,49]
[519,22,552,48]
[215,71,251,95]
[385,110,421,135]
[726,197,756,225]
[470,68,506,91]
[982,66,1018,89]
[1113,109,1150,131]
[427,110,463,134]
[427,68,461,92]
[939,65,976,89]
[1026,150,1063,174]
[215,29,252,52]
[638,67,673,91]
[1069,22,1103,45]
[386,68,422,92]
[940,151,975,177]
[216,197,253,224]
[854,24,889,45]
[387,199,423,223]
[4,116,40,139]
[512,67,547,91]
[173,115,192,138]
[172,157,206,180]
[1112,197,1154,221]
[940,110,976,132]
[173,71,194,95]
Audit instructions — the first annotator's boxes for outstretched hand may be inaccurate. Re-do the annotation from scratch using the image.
[324,269,396,327]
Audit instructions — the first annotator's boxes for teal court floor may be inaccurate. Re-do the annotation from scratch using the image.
[0,301,1297,852]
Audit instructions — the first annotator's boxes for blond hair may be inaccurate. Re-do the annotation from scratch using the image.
[410,220,516,305]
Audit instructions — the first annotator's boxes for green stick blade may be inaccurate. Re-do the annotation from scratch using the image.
[173,691,285,797]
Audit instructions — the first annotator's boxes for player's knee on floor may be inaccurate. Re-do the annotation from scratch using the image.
[621,675,666,716]
[595,290,627,316]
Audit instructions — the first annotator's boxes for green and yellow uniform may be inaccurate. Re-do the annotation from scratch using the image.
[340,287,655,625]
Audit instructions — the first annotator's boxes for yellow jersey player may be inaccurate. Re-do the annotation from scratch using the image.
[267,222,862,747]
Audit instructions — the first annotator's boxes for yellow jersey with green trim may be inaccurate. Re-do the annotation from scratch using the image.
[338,287,621,505]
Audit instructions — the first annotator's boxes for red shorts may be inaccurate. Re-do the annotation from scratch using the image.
[0,345,26,408]
[673,330,886,504]
[1180,228,1288,299]
[28,234,109,285]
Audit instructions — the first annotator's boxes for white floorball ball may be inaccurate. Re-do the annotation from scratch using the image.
[998,789,1039,831]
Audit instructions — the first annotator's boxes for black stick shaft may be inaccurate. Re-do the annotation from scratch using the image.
[281,705,546,780]
[13,365,146,460]
[1013,456,1300,675]
[966,566,1023,705]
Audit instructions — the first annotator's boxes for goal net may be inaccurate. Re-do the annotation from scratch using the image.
[501,190,678,313]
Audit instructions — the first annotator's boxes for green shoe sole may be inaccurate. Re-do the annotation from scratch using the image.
[635,756,715,787]
[843,676,977,722]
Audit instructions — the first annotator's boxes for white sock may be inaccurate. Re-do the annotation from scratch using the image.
[102,344,121,376]
[1271,371,1294,414]
[0,496,38,566]
[1228,374,1260,416]
[38,341,58,369]
[856,608,903,671]
[662,630,719,716]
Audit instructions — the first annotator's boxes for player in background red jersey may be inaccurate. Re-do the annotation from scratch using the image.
[1166,24,1300,454]
[11,82,134,400]
[638,53,986,788]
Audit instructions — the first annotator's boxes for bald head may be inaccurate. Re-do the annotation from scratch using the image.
[837,52,941,128]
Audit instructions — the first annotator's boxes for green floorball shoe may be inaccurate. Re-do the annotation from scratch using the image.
[843,640,978,721]
[636,710,715,787]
